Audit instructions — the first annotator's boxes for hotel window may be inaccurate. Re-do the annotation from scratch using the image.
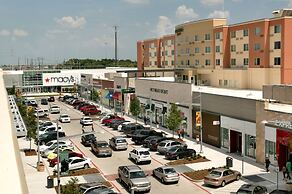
[231,45,236,52]
[205,59,211,66]
[165,61,168,66]
[243,29,249,36]
[194,35,199,41]
[224,80,228,86]
[215,46,220,53]
[254,43,260,51]
[171,60,174,65]
[195,47,200,53]
[149,61,152,66]
[274,25,281,33]
[161,41,164,47]
[255,27,261,36]
[161,61,164,66]
[149,52,152,57]
[171,39,175,45]
[216,59,220,66]
[254,58,261,65]
[221,128,229,149]
[165,51,168,56]
[187,60,190,66]
[274,41,281,49]
[167,40,171,46]
[155,61,157,66]
[171,50,175,55]
[231,58,236,66]
[205,46,211,53]
[154,52,157,57]
[231,31,236,38]
[161,51,164,56]
[243,44,249,51]
[245,134,256,158]
[186,48,190,54]
[205,33,211,40]
[274,57,281,65]
[243,58,249,66]
[215,32,220,39]
[219,80,222,86]
[180,61,184,65]
[195,59,200,66]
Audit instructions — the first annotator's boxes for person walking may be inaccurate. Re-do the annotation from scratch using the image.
[286,161,292,180]
[283,166,287,180]
[91,124,95,132]
[177,129,181,139]
[265,157,271,172]
[181,129,185,139]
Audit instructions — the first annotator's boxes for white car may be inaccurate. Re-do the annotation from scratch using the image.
[80,116,93,126]
[41,144,74,158]
[117,122,132,131]
[128,148,151,164]
[50,104,60,114]
[54,157,91,172]
[34,109,48,117]
[39,140,70,152]
[59,114,71,123]
[39,125,63,135]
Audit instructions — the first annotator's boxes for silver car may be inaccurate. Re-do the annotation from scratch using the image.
[153,166,180,184]
[109,136,128,150]
[157,140,185,155]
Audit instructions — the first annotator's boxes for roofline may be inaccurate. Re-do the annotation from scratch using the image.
[175,18,227,29]
[137,34,175,43]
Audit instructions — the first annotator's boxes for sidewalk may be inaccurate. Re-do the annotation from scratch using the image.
[98,104,290,192]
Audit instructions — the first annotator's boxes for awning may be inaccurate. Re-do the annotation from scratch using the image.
[112,92,121,100]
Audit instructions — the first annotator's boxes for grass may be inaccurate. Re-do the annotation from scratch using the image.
[167,155,209,165]
[51,168,99,178]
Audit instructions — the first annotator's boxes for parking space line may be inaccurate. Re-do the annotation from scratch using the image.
[180,173,211,194]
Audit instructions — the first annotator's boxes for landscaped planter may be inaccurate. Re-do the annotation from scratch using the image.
[24,149,37,156]
[167,155,209,166]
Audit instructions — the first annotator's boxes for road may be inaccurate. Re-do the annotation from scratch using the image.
[41,99,210,194]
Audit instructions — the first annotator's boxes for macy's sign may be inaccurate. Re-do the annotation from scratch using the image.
[45,75,75,84]
[42,73,80,86]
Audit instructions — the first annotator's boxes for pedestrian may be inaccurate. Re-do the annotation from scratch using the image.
[181,129,185,139]
[91,124,95,132]
[265,157,271,172]
[283,166,287,180]
[177,129,181,139]
[144,116,147,125]
[287,161,292,180]
[82,124,85,133]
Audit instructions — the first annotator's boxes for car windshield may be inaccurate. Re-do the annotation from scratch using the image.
[130,171,146,179]
[164,168,176,174]
[168,146,179,152]
[116,139,126,143]
[61,115,69,118]
[85,134,95,139]
[39,127,46,131]
[209,170,222,177]
[236,190,252,194]
[49,144,58,150]
[97,143,109,147]
[139,151,150,155]
[84,118,92,121]
[159,142,166,146]
[51,106,58,108]
[46,141,54,146]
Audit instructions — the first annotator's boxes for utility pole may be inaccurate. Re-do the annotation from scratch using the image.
[114,25,118,66]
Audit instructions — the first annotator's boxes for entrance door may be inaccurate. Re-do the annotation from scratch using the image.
[279,144,288,169]
[230,130,242,154]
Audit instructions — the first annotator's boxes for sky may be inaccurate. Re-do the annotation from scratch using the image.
[0,0,291,65]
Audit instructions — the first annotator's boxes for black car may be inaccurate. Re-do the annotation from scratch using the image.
[41,98,48,105]
[37,131,65,145]
[111,120,129,130]
[122,123,145,137]
[165,146,196,160]
[48,96,55,102]
[269,190,289,194]
[81,134,97,147]
[142,136,163,147]
[236,184,267,194]
[108,119,127,128]
[131,130,164,144]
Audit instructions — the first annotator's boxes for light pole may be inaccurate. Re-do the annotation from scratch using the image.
[37,101,40,169]
[199,90,203,153]
[56,119,60,194]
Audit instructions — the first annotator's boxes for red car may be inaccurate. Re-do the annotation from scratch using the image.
[49,151,84,167]
[82,107,101,116]
[102,116,124,126]
[79,105,96,112]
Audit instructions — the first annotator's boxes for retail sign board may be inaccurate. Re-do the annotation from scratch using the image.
[43,73,80,86]
[121,88,135,93]
[196,112,201,127]
[213,121,220,125]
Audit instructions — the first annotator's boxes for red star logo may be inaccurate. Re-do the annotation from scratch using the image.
[45,78,50,82]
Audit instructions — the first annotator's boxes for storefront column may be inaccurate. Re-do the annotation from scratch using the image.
[242,132,245,157]
[187,105,192,137]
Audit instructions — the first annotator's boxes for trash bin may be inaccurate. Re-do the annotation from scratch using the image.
[226,157,233,168]
[47,176,54,188]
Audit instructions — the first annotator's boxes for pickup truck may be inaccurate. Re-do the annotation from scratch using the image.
[118,165,151,193]
[131,130,164,145]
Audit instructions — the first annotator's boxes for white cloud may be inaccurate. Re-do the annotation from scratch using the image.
[0,29,10,36]
[287,0,292,7]
[201,0,223,6]
[13,29,28,37]
[55,16,86,29]
[208,10,229,18]
[156,16,173,37]
[123,0,149,4]
[176,5,199,19]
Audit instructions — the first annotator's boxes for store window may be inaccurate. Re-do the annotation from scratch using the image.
[221,128,229,149]
[245,134,256,158]
[265,140,276,161]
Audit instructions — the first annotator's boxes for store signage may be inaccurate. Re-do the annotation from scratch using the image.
[122,88,135,93]
[269,120,292,130]
[150,88,168,94]
[43,73,80,86]
[213,121,220,125]
[196,112,201,127]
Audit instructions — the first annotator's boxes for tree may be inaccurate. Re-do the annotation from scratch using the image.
[61,177,82,194]
[166,104,183,136]
[25,108,37,150]
[130,96,141,123]
[91,89,99,102]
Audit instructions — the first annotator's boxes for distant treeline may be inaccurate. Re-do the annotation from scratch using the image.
[57,58,137,69]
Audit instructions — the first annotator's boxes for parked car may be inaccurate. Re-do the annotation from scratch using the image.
[109,136,128,150]
[80,116,93,126]
[165,146,196,160]
[34,108,48,117]
[48,96,55,102]
[41,98,48,105]
[50,104,60,114]
[152,166,179,184]
[76,102,90,110]
[81,133,96,147]
[102,116,124,126]
[49,151,83,167]
[47,147,75,161]
[122,123,145,137]
[59,114,71,123]
[41,144,74,158]
[62,95,74,102]
[91,140,112,157]
[80,105,96,112]
[39,121,56,128]
[111,120,130,130]
[236,184,267,194]
[131,130,164,145]
[39,125,63,136]
[80,182,117,194]
[117,121,133,131]
[72,100,82,107]
[82,107,101,116]
[54,157,91,172]
[269,190,289,194]
[157,140,186,155]
[204,168,241,187]
[118,165,151,193]
[128,148,151,164]
[39,140,69,152]
[37,131,66,145]
[142,136,164,148]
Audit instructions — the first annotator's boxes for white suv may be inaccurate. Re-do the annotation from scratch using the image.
[59,114,71,123]
[50,104,60,114]
[80,116,93,126]
[129,148,151,164]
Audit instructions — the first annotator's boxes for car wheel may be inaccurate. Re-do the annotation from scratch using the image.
[84,164,89,169]
[221,180,226,187]
[135,159,139,164]
[127,184,132,192]
[161,177,165,183]
[176,156,180,160]
[236,175,240,181]
[191,152,195,157]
